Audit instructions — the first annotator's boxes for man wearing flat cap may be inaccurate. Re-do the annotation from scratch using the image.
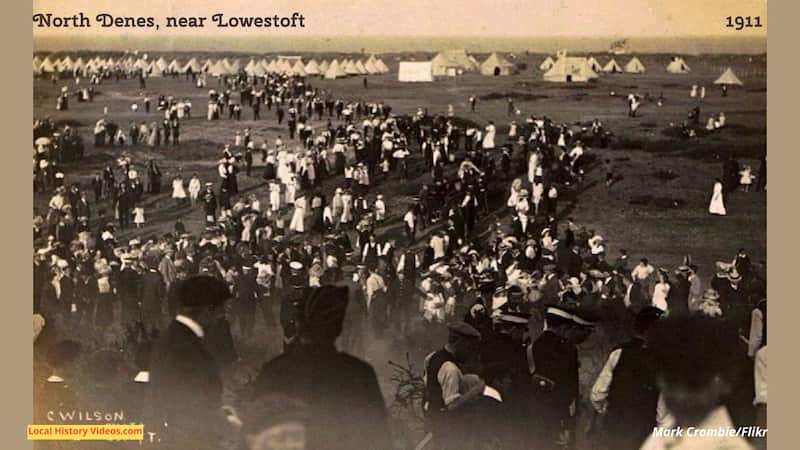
[423,321,485,449]
[147,275,231,450]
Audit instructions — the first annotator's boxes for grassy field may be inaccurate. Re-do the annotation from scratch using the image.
[33,52,766,448]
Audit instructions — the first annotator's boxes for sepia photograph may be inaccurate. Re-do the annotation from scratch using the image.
[31,1,767,449]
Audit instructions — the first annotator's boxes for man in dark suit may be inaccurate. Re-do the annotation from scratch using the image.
[235,260,261,340]
[252,286,391,450]
[147,275,231,450]
[139,251,166,330]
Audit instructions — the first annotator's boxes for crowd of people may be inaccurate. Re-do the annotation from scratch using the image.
[33,66,767,450]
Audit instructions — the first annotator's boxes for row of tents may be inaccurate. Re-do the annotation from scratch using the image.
[33,54,391,78]
[539,55,646,74]
[399,50,517,81]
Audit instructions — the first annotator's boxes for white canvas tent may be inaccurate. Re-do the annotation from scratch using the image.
[398,61,433,82]
[133,58,149,72]
[258,58,276,73]
[714,67,743,86]
[480,52,515,76]
[431,50,477,76]
[666,57,690,73]
[148,61,166,76]
[248,60,267,77]
[324,60,347,79]
[539,56,555,71]
[375,58,390,74]
[344,59,360,76]
[167,59,183,73]
[624,57,646,73]
[291,60,307,77]
[355,60,368,75]
[543,53,598,82]
[207,59,231,76]
[318,60,330,74]
[304,59,321,76]
[201,59,214,72]
[602,59,622,73]
[244,59,257,74]
[227,59,243,74]
[155,57,169,71]
[39,57,57,74]
[279,59,294,74]
[183,57,202,73]
[586,56,602,73]
[364,58,378,74]
[56,56,73,73]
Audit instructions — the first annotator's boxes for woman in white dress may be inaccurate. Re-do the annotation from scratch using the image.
[289,195,306,233]
[709,178,727,215]
[188,175,202,206]
[482,122,496,150]
[171,175,187,205]
[652,269,671,312]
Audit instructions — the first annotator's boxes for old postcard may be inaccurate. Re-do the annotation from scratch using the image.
[30,1,767,449]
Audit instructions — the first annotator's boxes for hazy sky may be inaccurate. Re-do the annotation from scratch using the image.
[33,0,767,37]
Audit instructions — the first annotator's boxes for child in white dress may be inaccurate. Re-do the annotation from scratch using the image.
[133,207,145,228]
[172,175,187,205]
[739,165,755,192]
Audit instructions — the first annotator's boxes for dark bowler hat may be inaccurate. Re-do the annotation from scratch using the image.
[178,275,231,308]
